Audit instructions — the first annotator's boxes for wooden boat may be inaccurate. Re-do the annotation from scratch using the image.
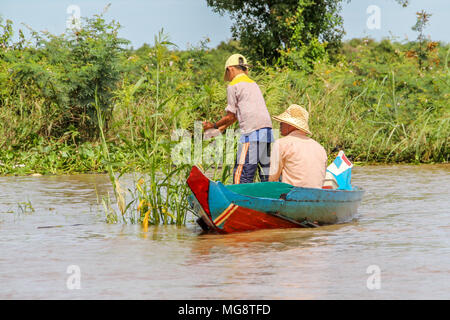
[187,166,365,234]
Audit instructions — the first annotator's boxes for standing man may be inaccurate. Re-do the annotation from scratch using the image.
[269,104,327,188]
[203,54,273,184]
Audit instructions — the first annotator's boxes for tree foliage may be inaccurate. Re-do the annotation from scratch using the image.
[206,0,345,65]
[206,0,411,68]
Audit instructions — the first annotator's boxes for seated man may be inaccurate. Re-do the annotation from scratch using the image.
[268,104,327,188]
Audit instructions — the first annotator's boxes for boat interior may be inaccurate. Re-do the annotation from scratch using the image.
[224,182,294,199]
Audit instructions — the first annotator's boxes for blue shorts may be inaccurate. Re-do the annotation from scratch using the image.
[233,141,271,184]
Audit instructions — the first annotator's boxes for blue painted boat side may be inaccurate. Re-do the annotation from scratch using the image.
[208,181,364,224]
[214,182,284,214]
[281,187,365,223]
[207,181,231,219]
[279,199,361,224]
[286,186,364,202]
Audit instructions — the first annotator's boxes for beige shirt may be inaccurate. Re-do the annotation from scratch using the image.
[269,130,327,188]
[225,74,272,135]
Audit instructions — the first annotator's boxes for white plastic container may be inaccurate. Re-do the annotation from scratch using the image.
[323,171,338,189]
[203,128,222,140]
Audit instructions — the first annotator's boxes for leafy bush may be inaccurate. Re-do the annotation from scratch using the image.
[0,11,128,143]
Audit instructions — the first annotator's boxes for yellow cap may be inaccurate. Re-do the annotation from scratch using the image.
[224,54,250,81]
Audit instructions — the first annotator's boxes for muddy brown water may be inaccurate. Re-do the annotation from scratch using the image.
[0,165,449,299]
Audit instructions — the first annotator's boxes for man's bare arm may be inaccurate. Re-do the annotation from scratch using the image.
[203,111,237,131]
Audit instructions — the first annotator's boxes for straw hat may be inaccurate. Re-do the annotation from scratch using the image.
[272,104,312,135]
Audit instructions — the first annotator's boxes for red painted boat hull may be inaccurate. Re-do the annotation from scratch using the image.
[220,205,302,233]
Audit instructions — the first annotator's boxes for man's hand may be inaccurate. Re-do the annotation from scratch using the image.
[203,121,214,131]
[203,112,236,132]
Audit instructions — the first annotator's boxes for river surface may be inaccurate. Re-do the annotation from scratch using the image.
[0,165,449,299]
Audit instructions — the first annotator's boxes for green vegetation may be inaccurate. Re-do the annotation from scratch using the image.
[206,0,410,67]
[0,8,448,225]
[206,0,344,65]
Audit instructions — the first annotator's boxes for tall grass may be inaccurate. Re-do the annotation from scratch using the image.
[95,88,195,226]
[93,33,197,227]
